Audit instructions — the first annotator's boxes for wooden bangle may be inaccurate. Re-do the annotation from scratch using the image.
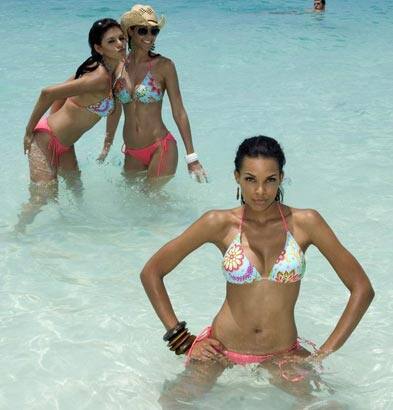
[169,331,191,351]
[167,328,188,348]
[163,321,186,341]
[175,335,196,355]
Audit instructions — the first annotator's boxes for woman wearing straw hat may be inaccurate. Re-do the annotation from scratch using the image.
[97,5,207,183]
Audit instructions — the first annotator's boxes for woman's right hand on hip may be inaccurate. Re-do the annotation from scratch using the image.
[189,338,226,362]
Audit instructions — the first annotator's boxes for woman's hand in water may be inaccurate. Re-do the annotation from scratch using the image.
[96,140,112,163]
[188,161,208,183]
[305,349,332,365]
[24,130,35,155]
[278,348,330,369]
[190,337,226,363]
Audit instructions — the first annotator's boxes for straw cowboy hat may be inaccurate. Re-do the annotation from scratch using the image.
[120,4,166,35]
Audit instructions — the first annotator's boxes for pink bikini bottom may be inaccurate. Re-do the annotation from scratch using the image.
[186,326,316,383]
[122,132,176,177]
[186,326,300,365]
[34,117,71,167]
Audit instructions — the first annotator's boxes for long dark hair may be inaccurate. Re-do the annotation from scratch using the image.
[234,136,286,202]
[75,18,121,79]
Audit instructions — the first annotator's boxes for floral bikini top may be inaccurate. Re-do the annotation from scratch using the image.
[222,204,306,285]
[68,76,114,118]
[68,95,115,117]
[113,59,163,105]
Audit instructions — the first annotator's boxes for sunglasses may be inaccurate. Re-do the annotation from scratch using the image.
[136,26,160,36]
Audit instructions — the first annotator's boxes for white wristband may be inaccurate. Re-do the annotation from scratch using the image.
[185,152,198,164]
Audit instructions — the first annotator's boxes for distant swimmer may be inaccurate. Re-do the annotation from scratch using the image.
[314,0,326,12]
[98,4,207,184]
[16,19,126,232]
[140,136,374,408]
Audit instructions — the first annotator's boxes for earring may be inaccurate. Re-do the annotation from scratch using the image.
[275,185,283,202]
[236,187,240,200]
[150,44,156,51]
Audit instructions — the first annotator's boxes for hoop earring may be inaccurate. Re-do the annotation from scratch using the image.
[236,187,240,201]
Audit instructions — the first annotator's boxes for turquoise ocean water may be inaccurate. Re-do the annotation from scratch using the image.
[0,0,392,408]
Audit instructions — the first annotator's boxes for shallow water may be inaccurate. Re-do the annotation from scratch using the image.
[0,0,392,409]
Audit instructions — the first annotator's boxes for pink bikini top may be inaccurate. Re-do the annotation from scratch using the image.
[222,204,306,285]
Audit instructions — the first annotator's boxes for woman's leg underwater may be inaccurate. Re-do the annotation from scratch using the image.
[58,146,83,199]
[15,132,58,232]
[259,348,341,410]
[159,359,227,410]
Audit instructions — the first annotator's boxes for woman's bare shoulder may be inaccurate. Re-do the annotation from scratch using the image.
[155,55,176,72]
[155,54,170,64]
[195,207,239,234]
[192,208,241,244]
[286,206,324,229]
[80,65,111,90]
[201,207,242,226]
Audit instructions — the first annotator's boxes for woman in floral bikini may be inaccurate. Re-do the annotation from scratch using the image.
[98,4,207,183]
[17,19,126,232]
[140,136,374,407]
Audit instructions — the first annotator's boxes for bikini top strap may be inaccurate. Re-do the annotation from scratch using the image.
[239,207,245,232]
[148,60,153,71]
[277,202,289,232]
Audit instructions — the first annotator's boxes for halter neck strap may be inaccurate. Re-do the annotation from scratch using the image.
[239,203,288,233]
[277,202,289,232]
[239,207,245,231]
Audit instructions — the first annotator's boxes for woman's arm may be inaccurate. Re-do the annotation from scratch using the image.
[97,102,122,162]
[24,71,108,154]
[49,75,76,114]
[164,60,207,183]
[140,211,225,330]
[304,210,374,355]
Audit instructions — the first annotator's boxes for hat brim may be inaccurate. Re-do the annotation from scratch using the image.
[146,15,165,28]
[120,12,166,37]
